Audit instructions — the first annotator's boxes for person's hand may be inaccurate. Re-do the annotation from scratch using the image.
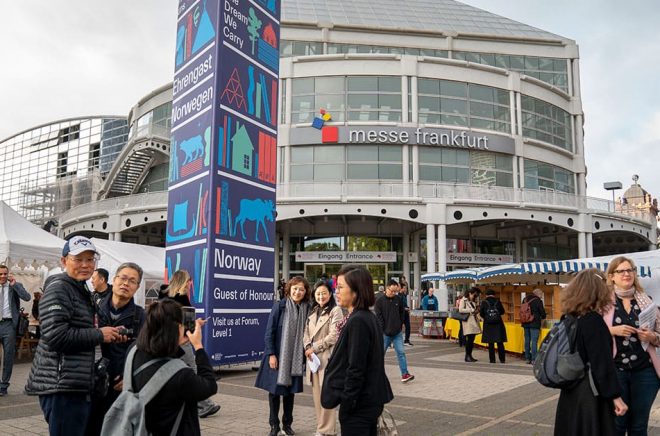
[113,376,123,392]
[637,328,656,343]
[305,348,314,359]
[269,355,278,370]
[613,397,628,416]
[8,274,15,286]
[185,318,206,350]
[99,326,121,343]
[610,325,637,337]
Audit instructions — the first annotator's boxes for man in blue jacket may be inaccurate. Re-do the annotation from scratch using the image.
[421,288,439,311]
[0,264,30,396]
[25,236,123,436]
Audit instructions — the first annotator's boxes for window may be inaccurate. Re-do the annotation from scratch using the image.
[521,95,573,151]
[291,77,345,123]
[524,158,575,193]
[88,143,100,170]
[243,155,250,170]
[418,148,512,187]
[347,76,402,122]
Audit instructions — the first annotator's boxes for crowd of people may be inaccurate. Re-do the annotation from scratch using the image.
[2,233,660,435]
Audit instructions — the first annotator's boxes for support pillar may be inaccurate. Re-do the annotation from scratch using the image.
[426,224,436,274]
[586,232,593,257]
[578,232,587,258]
[413,232,421,308]
[515,234,522,263]
[282,229,290,281]
[113,232,121,242]
[402,230,410,283]
[273,233,280,291]
[437,224,446,274]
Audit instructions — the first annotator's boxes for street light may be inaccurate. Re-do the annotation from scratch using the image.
[604,181,622,212]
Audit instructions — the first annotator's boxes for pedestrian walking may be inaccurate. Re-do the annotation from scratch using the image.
[398,280,413,346]
[604,256,660,435]
[521,288,546,364]
[255,277,311,436]
[554,269,627,435]
[303,280,343,436]
[0,264,31,395]
[455,292,465,347]
[479,289,507,364]
[25,236,123,436]
[322,265,394,436]
[374,279,414,383]
[459,287,481,362]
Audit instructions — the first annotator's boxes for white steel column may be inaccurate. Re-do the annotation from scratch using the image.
[282,229,290,280]
[413,232,421,307]
[578,233,587,258]
[586,232,593,257]
[437,224,447,274]
[402,230,411,283]
[426,224,436,274]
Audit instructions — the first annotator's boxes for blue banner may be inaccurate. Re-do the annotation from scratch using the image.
[167,0,280,365]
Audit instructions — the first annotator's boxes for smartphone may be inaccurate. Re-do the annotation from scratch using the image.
[181,306,196,333]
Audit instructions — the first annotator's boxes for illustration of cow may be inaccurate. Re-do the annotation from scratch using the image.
[179,135,205,165]
[234,198,275,242]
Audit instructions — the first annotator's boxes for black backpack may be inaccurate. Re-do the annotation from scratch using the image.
[483,299,501,324]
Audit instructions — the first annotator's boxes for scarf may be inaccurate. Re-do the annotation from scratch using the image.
[277,298,309,386]
[614,286,635,299]
[336,311,352,337]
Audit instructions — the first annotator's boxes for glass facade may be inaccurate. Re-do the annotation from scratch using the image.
[0,117,128,225]
[524,158,575,193]
[418,148,514,187]
[521,95,573,151]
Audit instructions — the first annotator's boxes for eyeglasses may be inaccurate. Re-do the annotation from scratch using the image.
[115,275,139,286]
[67,255,99,265]
[613,268,636,276]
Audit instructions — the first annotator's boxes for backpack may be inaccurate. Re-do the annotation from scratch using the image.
[100,346,188,436]
[519,297,536,324]
[483,299,500,324]
[533,315,588,390]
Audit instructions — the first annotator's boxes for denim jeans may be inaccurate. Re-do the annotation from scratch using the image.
[616,365,660,436]
[523,327,540,362]
[40,393,92,436]
[383,332,409,376]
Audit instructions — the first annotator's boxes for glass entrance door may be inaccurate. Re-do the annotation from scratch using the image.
[367,264,387,293]
[304,264,324,285]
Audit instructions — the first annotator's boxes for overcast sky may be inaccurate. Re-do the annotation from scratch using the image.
[1,1,659,199]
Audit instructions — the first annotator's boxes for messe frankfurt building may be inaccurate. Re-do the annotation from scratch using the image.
[0,0,656,291]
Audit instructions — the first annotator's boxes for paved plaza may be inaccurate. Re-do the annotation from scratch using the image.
[2,337,660,435]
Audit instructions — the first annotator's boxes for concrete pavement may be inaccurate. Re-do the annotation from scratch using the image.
[2,337,660,435]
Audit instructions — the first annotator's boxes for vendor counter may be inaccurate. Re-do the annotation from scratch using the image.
[444,318,550,354]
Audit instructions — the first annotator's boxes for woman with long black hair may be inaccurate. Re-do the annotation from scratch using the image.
[459,287,481,362]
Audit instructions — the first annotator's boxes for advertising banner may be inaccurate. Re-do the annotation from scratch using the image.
[167,0,280,365]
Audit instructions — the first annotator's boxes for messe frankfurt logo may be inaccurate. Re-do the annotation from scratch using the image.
[312,109,338,143]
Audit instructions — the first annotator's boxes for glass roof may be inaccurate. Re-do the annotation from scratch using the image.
[282,0,566,41]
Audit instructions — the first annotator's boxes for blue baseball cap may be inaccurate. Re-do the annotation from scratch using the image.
[62,236,99,257]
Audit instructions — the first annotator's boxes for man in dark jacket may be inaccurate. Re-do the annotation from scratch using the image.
[90,268,112,307]
[25,236,122,436]
[86,262,146,435]
[522,288,547,364]
[374,280,414,383]
[0,264,31,395]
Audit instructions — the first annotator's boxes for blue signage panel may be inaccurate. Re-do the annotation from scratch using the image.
[167,0,280,365]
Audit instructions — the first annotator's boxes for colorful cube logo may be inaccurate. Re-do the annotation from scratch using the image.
[312,108,337,143]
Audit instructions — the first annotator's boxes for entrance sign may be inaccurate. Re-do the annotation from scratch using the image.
[448,252,513,265]
[166,0,281,365]
[295,251,397,263]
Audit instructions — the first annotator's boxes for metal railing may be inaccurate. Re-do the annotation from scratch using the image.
[59,191,169,225]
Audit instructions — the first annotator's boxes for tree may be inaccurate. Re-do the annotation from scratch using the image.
[247,9,262,55]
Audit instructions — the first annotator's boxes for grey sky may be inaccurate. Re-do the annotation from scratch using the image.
[1,0,658,199]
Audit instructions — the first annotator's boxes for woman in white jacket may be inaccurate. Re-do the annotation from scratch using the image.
[459,287,482,362]
[303,280,344,436]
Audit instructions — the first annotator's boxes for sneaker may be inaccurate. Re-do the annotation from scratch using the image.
[0,389,6,397]
[401,373,415,383]
[404,341,414,347]
[199,404,221,418]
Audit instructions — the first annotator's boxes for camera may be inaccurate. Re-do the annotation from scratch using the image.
[181,306,196,333]
[117,327,134,337]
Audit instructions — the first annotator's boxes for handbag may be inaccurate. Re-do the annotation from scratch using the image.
[16,312,29,337]
[377,408,398,436]
[450,308,469,321]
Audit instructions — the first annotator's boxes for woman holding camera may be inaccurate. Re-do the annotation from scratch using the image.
[131,299,217,436]
[255,277,311,436]
[321,265,394,435]
[304,280,343,436]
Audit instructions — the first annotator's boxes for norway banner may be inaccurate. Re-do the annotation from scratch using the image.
[166,0,280,365]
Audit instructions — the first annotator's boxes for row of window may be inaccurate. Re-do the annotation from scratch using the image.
[128,102,172,140]
[289,76,571,150]
[287,145,575,193]
[280,40,569,91]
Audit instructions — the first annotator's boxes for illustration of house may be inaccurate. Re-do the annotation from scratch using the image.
[258,23,279,70]
[231,124,254,177]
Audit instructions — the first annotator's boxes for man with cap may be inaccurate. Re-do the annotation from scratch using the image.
[0,264,31,396]
[25,236,123,436]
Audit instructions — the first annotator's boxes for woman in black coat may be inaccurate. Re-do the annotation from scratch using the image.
[322,265,394,436]
[255,277,311,436]
[554,269,627,435]
[479,289,507,364]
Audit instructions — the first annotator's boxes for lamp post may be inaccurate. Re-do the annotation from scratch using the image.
[604,181,622,212]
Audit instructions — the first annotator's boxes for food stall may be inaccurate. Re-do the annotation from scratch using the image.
[424,254,654,354]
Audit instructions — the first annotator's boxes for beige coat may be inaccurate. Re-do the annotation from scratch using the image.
[303,305,344,384]
[459,297,482,335]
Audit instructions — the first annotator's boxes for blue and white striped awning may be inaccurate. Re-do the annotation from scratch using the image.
[521,261,651,277]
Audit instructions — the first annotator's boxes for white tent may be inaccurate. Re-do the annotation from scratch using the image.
[0,201,64,268]
[91,238,165,306]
